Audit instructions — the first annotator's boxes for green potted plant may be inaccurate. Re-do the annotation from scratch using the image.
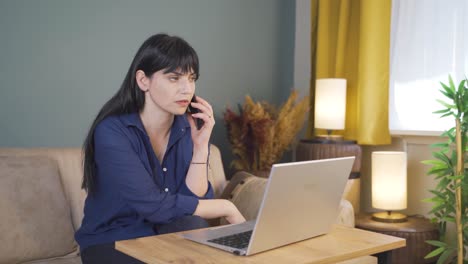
[423,76,468,264]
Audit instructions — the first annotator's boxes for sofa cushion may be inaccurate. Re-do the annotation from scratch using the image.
[22,250,81,264]
[0,156,77,264]
[24,257,81,264]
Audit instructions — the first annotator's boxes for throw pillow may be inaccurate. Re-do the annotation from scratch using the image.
[0,156,77,263]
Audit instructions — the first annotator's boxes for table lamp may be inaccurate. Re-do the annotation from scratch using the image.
[297,78,361,211]
[371,151,408,223]
[314,78,347,140]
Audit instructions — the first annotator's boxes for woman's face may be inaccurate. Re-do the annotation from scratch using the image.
[141,68,197,115]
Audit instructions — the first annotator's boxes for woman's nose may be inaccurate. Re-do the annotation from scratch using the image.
[180,78,195,93]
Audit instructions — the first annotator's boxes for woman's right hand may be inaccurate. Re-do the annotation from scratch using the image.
[193,199,246,224]
[224,201,246,224]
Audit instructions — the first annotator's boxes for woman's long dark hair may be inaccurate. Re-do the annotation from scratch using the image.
[82,33,199,194]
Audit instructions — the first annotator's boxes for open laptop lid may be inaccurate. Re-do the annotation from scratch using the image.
[246,156,355,255]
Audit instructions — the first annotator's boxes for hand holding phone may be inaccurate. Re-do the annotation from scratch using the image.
[187,95,205,130]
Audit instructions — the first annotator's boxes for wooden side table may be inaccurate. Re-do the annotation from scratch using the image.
[356,213,439,264]
[296,139,362,177]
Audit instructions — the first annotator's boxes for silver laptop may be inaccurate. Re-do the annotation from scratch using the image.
[181,156,355,256]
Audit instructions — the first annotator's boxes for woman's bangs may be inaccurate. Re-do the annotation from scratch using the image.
[162,43,199,77]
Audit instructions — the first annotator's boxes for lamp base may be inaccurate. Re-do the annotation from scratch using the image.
[372,211,408,223]
[315,134,344,141]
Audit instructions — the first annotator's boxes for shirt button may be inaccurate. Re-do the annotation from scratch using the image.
[181,128,185,132]
[164,188,169,192]
[163,167,167,172]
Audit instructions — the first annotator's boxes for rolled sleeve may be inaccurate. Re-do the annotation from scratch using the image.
[94,119,198,224]
[175,194,199,214]
[179,181,214,199]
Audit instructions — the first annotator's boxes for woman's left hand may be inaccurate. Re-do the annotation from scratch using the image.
[187,95,215,151]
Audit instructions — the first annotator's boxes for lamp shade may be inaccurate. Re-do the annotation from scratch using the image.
[372,151,407,210]
[314,78,347,130]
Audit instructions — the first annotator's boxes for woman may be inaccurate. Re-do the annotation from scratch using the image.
[75,33,245,263]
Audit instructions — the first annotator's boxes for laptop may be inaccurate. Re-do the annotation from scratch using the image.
[181,156,355,256]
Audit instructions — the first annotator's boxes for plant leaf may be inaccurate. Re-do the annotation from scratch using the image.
[433,108,451,114]
[439,89,454,100]
[440,81,453,94]
[425,240,447,247]
[437,99,456,109]
[442,216,455,222]
[441,112,455,118]
[429,203,448,214]
[422,159,446,166]
[427,164,450,174]
[436,248,455,264]
[457,78,466,94]
[448,75,456,92]
[432,152,451,165]
[425,247,445,259]
[430,142,450,149]
[429,190,446,199]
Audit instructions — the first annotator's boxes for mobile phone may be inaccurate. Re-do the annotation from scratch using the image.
[187,95,204,130]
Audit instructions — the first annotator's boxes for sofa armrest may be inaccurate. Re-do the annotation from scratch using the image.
[337,199,355,227]
[220,171,355,227]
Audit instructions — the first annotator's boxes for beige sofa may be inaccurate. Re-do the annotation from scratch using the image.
[0,145,371,264]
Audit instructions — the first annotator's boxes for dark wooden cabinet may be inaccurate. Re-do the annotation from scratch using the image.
[356,213,439,264]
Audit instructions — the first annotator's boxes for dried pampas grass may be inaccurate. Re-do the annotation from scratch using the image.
[224,91,309,174]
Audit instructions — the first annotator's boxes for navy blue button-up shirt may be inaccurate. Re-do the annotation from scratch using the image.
[75,113,213,250]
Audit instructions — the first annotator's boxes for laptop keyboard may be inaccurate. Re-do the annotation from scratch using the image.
[207,230,253,249]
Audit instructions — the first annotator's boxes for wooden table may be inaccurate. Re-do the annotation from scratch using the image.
[116,225,405,264]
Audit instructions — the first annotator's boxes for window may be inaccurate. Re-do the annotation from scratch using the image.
[389,0,468,135]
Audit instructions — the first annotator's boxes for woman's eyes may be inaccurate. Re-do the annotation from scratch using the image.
[168,75,197,82]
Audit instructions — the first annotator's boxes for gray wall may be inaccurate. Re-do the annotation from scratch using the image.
[0,0,295,177]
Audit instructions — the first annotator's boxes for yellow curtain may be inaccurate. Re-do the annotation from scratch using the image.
[307,0,391,145]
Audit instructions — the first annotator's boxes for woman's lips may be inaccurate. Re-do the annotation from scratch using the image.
[176,100,190,107]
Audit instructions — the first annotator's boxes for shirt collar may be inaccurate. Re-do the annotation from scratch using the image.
[172,114,192,130]
[120,112,191,134]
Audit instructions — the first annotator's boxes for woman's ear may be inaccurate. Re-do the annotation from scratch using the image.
[135,70,149,92]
